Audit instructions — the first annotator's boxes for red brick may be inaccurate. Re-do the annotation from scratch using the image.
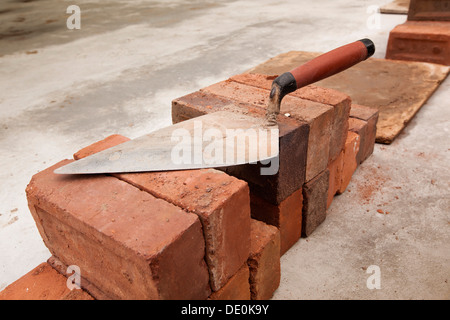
[74,135,252,292]
[73,134,130,160]
[350,104,379,164]
[327,102,350,163]
[386,21,450,65]
[338,131,361,194]
[327,151,344,209]
[248,219,280,300]
[208,265,250,300]
[201,79,333,182]
[302,169,329,237]
[115,170,251,292]
[250,189,302,255]
[287,101,333,182]
[46,255,110,300]
[230,73,351,163]
[349,103,379,122]
[26,160,211,300]
[348,118,368,165]
[0,262,94,300]
[172,90,309,205]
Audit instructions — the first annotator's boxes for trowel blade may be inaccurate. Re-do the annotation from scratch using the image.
[54,111,279,175]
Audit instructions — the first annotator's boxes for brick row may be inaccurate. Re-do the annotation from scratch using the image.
[26,159,211,300]
[172,73,378,245]
[73,135,252,293]
[2,217,281,300]
[6,70,380,300]
[16,134,282,300]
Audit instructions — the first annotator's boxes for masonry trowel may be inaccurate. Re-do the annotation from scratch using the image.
[55,39,374,175]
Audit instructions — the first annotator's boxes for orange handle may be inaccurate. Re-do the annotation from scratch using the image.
[290,39,374,88]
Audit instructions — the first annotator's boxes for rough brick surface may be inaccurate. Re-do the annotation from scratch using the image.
[73,134,251,292]
[302,169,330,237]
[26,160,211,300]
[350,104,379,163]
[172,90,309,205]
[386,21,450,65]
[0,262,94,300]
[230,73,351,163]
[115,169,251,292]
[348,118,368,166]
[287,100,333,182]
[250,189,302,255]
[349,103,379,122]
[338,131,361,194]
[208,265,250,300]
[327,151,344,209]
[248,219,281,300]
[47,255,111,300]
[73,134,130,160]
[201,79,333,182]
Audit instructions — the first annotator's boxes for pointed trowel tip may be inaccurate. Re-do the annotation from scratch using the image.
[54,161,81,175]
[54,169,67,175]
[53,166,71,175]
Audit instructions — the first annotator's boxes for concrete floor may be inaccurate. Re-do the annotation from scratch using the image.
[0,0,448,299]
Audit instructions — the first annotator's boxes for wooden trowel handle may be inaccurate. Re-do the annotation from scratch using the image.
[269,39,375,104]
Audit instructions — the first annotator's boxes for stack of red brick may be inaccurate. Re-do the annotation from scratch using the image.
[1,133,280,300]
[386,20,450,65]
[172,73,378,246]
[1,73,378,300]
[385,1,450,65]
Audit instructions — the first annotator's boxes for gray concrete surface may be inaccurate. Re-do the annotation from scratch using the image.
[0,0,448,299]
